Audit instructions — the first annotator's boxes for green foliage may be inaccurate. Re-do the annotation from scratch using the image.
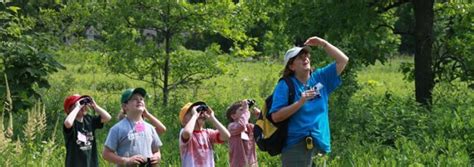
[169,45,227,89]
[0,5,64,111]
[432,3,473,86]
[261,0,400,65]
[1,0,473,166]
[394,3,416,54]
[1,56,473,166]
[63,0,260,105]
[330,80,473,166]
[399,2,473,88]
[95,78,131,93]
[252,0,404,107]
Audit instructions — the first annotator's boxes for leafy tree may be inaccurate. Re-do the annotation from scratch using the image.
[261,0,472,107]
[394,3,416,55]
[431,3,472,86]
[0,4,64,111]
[257,0,401,104]
[397,1,473,106]
[81,0,257,106]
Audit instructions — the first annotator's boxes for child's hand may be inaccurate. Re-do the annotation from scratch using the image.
[235,100,249,116]
[251,107,261,116]
[88,97,98,109]
[191,106,199,116]
[203,106,215,120]
[150,152,161,164]
[142,108,151,117]
[242,100,249,110]
[123,155,145,165]
[85,97,97,110]
[73,100,83,110]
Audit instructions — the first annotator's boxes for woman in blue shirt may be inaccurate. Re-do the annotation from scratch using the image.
[269,36,349,167]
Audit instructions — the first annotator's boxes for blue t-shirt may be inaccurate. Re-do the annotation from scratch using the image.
[269,62,341,153]
[104,118,162,158]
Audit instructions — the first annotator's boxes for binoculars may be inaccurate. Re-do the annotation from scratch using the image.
[246,99,256,108]
[305,83,323,99]
[196,105,209,113]
[79,97,92,105]
[139,157,152,167]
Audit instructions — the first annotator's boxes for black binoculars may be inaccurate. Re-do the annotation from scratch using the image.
[79,97,92,105]
[247,99,256,108]
[139,157,152,167]
[196,105,209,113]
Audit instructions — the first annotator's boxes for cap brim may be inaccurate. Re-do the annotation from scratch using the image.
[190,101,207,108]
[132,88,147,97]
[80,95,91,99]
[302,45,311,52]
[284,46,312,66]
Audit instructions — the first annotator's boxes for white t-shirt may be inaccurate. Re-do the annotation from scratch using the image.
[179,128,224,167]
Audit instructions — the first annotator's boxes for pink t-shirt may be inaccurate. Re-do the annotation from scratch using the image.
[228,111,258,167]
[179,128,223,167]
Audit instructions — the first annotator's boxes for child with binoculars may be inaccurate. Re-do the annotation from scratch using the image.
[178,101,230,167]
[226,99,261,167]
[63,94,111,167]
[103,88,163,166]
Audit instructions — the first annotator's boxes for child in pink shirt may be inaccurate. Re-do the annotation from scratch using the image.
[226,100,261,167]
[179,101,230,167]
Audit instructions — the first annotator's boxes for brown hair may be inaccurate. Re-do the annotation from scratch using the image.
[226,101,243,122]
[281,49,309,78]
[282,57,296,78]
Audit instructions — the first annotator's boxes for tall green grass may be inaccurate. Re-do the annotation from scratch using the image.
[1,51,472,166]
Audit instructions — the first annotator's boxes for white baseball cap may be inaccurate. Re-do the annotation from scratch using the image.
[284,46,311,66]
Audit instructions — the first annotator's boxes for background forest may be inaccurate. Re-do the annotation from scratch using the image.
[0,0,472,166]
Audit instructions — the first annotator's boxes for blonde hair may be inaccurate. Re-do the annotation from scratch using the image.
[117,103,127,120]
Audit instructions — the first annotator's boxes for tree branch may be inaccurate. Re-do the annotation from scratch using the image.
[168,73,215,91]
[375,24,414,36]
[120,73,156,84]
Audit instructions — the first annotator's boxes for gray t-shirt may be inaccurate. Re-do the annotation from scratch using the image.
[104,118,162,158]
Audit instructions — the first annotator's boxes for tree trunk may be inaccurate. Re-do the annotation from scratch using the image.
[413,0,434,107]
[163,32,170,106]
[162,3,171,107]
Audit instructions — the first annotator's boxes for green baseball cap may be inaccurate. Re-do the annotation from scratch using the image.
[121,87,147,103]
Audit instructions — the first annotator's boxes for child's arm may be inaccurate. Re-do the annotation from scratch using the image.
[228,117,247,136]
[228,101,251,135]
[90,99,111,123]
[64,101,82,129]
[235,100,249,120]
[150,147,161,165]
[207,107,230,141]
[181,106,199,142]
[143,108,167,135]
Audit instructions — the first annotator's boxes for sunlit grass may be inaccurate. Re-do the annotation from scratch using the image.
[356,56,414,97]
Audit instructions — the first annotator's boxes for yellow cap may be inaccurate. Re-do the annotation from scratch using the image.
[179,103,193,126]
[178,101,207,126]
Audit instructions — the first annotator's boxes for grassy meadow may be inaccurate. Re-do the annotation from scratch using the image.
[0,51,472,166]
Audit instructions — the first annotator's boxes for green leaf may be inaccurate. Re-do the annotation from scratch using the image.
[7,6,21,13]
